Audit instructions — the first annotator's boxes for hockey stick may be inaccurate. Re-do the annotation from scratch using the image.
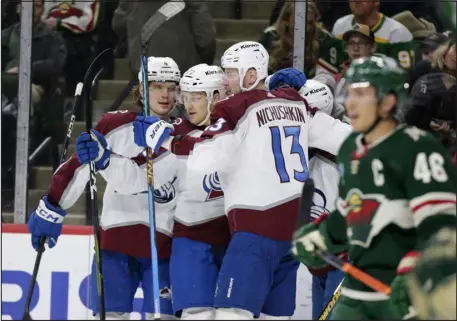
[315,249,391,295]
[298,179,391,296]
[139,1,185,319]
[61,83,84,164]
[84,48,115,320]
[22,83,84,321]
[318,280,342,320]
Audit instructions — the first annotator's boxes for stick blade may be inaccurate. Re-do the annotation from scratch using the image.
[297,178,315,229]
[84,48,114,86]
[141,1,186,50]
[159,0,186,20]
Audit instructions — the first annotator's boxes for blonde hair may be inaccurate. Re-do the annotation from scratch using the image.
[269,0,324,75]
[430,41,454,73]
[132,84,143,110]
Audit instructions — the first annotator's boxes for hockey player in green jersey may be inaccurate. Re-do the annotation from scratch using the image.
[291,55,456,320]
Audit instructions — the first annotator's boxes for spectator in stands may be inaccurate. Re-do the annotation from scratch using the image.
[315,0,350,31]
[392,10,439,65]
[112,1,216,78]
[2,0,19,30]
[1,0,67,110]
[408,36,455,94]
[41,0,100,96]
[335,24,377,81]
[1,0,67,188]
[405,40,456,147]
[259,0,337,91]
[419,32,452,62]
[379,1,442,31]
[332,0,415,70]
[333,24,377,120]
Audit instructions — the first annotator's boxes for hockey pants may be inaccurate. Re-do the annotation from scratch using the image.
[89,250,173,316]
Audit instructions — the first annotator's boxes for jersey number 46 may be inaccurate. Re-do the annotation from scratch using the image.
[270,126,308,183]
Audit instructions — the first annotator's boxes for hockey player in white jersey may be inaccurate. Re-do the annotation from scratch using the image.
[27,57,181,320]
[83,63,230,319]
[168,64,230,320]
[268,70,345,319]
[131,41,352,320]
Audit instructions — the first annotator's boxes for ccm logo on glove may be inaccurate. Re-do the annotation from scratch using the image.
[37,200,65,224]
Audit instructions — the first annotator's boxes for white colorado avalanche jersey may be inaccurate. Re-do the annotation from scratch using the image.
[176,88,351,240]
[172,118,226,226]
[308,153,340,221]
[48,111,179,237]
[100,151,179,236]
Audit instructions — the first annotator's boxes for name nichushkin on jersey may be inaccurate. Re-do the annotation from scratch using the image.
[256,105,306,127]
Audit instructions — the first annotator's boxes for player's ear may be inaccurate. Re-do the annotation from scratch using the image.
[212,92,221,105]
[380,93,396,117]
[245,68,258,87]
[139,84,144,98]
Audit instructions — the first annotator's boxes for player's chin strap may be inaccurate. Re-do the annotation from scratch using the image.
[197,93,214,127]
[361,96,388,135]
[361,115,383,135]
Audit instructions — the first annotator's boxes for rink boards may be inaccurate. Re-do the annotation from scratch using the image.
[1,224,312,320]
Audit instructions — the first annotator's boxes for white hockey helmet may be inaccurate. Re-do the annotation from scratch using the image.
[180,64,226,126]
[298,79,334,115]
[138,56,181,84]
[221,41,269,92]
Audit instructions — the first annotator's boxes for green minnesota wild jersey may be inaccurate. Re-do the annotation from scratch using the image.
[330,14,415,70]
[324,125,456,301]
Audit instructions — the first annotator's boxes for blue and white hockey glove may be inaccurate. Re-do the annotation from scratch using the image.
[27,196,67,250]
[76,129,110,171]
[133,115,174,154]
[268,67,307,91]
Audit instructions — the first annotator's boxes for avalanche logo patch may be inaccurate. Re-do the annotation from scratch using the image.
[310,188,329,221]
[154,176,177,204]
[202,172,224,201]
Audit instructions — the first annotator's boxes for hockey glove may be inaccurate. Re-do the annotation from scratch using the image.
[27,196,67,250]
[268,67,307,91]
[133,115,174,153]
[76,129,110,171]
[389,251,420,320]
[292,214,331,269]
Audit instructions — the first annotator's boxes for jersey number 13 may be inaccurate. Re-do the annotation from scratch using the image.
[270,126,309,183]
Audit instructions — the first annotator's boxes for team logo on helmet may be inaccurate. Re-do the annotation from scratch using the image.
[202,172,224,201]
[154,176,177,204]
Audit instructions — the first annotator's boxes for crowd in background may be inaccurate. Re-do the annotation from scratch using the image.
[1,0,456,211]
[258,0,456,159]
